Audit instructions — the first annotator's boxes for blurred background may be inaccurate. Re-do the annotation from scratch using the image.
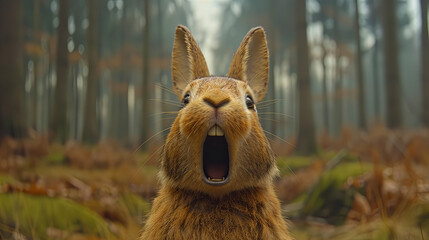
[0,0,428,239]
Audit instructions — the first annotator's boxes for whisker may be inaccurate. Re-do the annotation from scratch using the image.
[153,83,176,96]
[263,130,295,147]
[150,111,179,117]
[141,143,164,166]
[257,99,287,108]
[258,103,280,109]
[130,143,165,183]
[259,117,281,123]
[258,112,294,118]
[160,117,177,121]
[149,99,182,107]
[258,99,285,105]
[134,127,172,153]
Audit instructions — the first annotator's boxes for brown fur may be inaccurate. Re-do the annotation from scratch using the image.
[140,25,292,240]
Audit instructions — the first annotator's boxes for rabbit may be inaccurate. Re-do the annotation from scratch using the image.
[140,25,292,240]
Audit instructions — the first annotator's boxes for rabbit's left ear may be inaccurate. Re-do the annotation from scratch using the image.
[227,27,269,102]
[171,25,210,98]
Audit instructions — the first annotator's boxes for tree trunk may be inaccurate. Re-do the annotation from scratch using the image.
[354,0,366,130]
[53,0,70,143]
[335,66,343,135]
[382,0,402,129]
[320,7,330,133]
[141,0,151,147]
[83,0,99,143]
[371,2,381,120]
[0,0,26,138]
[30,0,41,131]
[421,0,429,127]
[295,0,316,155]
[321,47,329,133]
[333,0,343,136]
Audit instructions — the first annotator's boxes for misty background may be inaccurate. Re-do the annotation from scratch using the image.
[1,0,427,154]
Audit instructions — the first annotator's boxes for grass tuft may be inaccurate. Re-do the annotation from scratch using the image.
[0,193,113,240]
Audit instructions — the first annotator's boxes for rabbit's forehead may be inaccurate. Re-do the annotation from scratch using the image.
[189,77,248,96]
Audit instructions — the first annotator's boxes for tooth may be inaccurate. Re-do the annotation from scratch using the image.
[216,126,224,136]
[208,127,216,136]
[208,125,224,136]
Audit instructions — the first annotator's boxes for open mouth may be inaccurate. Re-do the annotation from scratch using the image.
[202,125,230,185]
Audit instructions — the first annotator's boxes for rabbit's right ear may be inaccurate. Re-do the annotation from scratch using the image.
[227,27,269,102]
[171,25,210,98]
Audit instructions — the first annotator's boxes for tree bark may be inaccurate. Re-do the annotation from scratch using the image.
[382,0,402,129]
[320,7,330,133]
[354,0,366,130]
[141,0,151,148]
[0,0,26,138]
[333,0,343,136]
[83,0,99,143]
[53,0,70,143]
[321,47,329,132]
[371,1,381,120]
[421,0,429,127]
[295,0,316,155]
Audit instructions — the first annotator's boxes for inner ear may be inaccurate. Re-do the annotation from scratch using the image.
[227,27,269,102]
[171,25,210,98]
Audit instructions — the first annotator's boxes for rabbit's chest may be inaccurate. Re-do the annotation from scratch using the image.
[154,195,280,239]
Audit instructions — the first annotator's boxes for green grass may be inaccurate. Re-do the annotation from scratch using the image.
[300,161,372,224]
[0,193,114,240]
[120,192,151,223]
[276,150,359,177]
[42,150,66,165]
[0,174,19,185]
[277,155,315,176]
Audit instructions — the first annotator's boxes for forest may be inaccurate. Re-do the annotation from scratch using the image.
[0,0,428,239]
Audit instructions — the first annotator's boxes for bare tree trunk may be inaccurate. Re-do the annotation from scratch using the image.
[354,0,366,130]
[371,1,381,120]
[121,1,129,144]
[295,0,316,155]
[30,0,40,131]
[83,0,99,143]
[0,0,26,138]
[320,8,330,134]
[421,0,429,127]
[382,0,402,129]
[335,66,343,135]
[53,0,70,143]
[334,0,343,136]
[321,47,329,133]
[141,0,151,147]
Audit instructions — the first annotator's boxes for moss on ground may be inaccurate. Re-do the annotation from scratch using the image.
[120,192,151,223]
[0,174,19,185]
[300,161,372,225]
[42,150,66,165]
[0,193,113,240]
[277,155,315,176]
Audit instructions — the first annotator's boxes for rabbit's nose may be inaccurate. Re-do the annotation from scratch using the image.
[203,92,230,109]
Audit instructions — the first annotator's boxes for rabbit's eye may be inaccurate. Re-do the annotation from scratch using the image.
[245,95,255,110]
[182,93,191,106]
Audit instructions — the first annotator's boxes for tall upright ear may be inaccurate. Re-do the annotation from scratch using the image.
[227,27,269,102]
[171,25,210,98]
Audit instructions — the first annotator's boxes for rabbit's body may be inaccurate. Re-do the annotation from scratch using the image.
[140,26,291,239]
[142,185,290,239]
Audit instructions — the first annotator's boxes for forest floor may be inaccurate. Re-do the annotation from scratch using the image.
[0,126,429,240]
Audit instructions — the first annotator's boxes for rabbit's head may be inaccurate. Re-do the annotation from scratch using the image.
[160,25,278,196]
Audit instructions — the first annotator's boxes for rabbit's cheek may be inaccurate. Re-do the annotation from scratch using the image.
[178,108,211,139]
[221,109,250,139]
